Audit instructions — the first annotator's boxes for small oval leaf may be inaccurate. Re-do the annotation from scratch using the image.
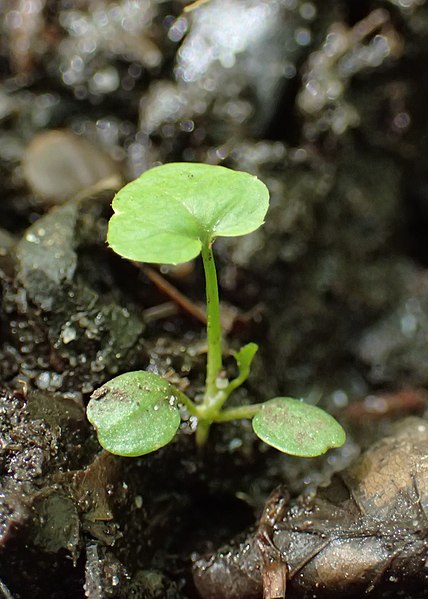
[233,342,258,380]
[252,397,346,457]
[87,371,181,457]
[108,162,269,265]
[226,342,259,393]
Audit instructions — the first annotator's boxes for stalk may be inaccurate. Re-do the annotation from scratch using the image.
[192,241,224,447]
[213,403,262,422]
[201,241,223,403]
[176,390,199,417]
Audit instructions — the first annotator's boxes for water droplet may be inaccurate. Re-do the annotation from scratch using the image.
[332,389,348,408]
[300,2,316,20]
[90,67,119,94]
[295,27,311,47]
[25,232,40,244]
[81,382,93,394]
[400,313,417,335]
[228,438,243,451]
[61,324,77,344]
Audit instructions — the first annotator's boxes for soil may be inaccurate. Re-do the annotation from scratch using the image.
[0,1,427,598]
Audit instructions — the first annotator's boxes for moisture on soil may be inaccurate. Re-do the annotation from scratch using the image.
[0,1,428,598]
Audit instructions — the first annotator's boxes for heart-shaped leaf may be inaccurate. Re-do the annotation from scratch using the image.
[87,371,181,456]
[252,397,346,457]
[107,162,269,265]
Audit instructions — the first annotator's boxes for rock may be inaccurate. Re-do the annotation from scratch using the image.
[358,267,428,386]
[0,386,126,596]
[22,130,122,204]
[175,0,307,134]
[0,387,83,552]
[31,493,80,557]
[2,185,145,394]
[16,201,78,310]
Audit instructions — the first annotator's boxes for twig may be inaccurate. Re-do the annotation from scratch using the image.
[136,263,207,325]
[256,487,289,599]
[184,0,211,13]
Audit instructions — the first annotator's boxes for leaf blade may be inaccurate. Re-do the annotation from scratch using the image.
[86,371,181,457]
[252,397,346,457]
[224,342,259,396]
[234,342,258,381]
[108,163,269,264]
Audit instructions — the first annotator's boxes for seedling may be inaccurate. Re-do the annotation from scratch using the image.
[86,163,346,457]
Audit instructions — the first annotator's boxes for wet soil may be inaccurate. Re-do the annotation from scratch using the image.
[0,1,428,597]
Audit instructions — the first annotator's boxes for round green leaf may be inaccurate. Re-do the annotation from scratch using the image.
[108,162,269,264]
[86,371,181,457]
[252,397,346,457]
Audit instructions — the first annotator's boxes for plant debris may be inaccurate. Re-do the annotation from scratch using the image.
[193,417,428,598]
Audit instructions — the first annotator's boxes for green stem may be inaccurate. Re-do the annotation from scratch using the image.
[210,364,249,413]
[213,403,262,422]
[195,420,211,446]
[175,389,215,447]
[176,390,199,417]
[201,241,223,403]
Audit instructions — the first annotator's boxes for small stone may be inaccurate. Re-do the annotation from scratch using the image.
[22,129,122,204]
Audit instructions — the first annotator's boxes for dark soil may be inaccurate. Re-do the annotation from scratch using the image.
[0,1,427,597]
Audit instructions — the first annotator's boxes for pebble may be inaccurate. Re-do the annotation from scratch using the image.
[22,129,122,204]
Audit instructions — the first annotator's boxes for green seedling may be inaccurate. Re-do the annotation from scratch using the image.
[86,163,346,457]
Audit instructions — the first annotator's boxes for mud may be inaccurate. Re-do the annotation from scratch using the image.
[1,1,428,597]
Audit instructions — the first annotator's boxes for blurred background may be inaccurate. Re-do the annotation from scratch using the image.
[2,0,428,405]
[1,1,428,597]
